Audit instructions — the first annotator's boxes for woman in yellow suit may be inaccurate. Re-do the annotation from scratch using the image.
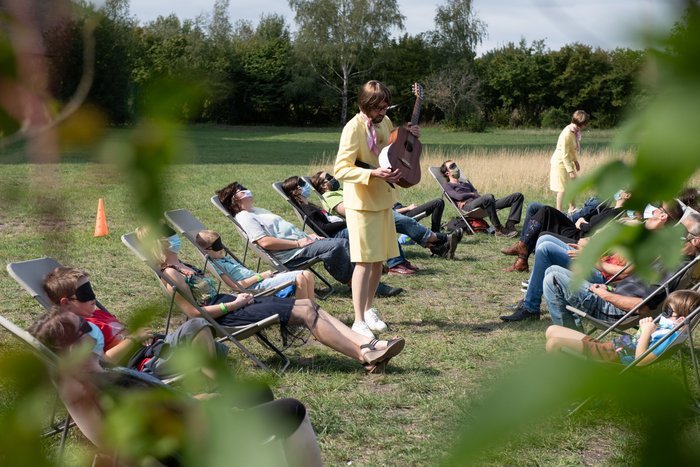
[334,81,420,338]
[550,110,589,213]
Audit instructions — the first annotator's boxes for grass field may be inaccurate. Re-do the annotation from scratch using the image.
[1,125,698,465]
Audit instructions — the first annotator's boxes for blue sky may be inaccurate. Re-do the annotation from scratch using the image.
[123,0,682,55]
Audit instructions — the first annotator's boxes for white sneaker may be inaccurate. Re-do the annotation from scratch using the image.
[352,320,375,338]
[364,308,388,333]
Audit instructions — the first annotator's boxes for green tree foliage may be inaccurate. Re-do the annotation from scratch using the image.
[289,0,405,124]
[428,0,486,66]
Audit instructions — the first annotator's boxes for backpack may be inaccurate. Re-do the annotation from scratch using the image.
[445,216,490,234]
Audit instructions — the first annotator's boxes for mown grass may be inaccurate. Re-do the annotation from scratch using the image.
[0,125,697,465]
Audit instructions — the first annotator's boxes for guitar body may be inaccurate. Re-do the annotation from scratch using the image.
[380,127,422,188]
[377,82,425,189]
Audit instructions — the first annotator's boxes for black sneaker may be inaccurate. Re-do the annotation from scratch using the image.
[500,302,540,321]
[376,282,404,298]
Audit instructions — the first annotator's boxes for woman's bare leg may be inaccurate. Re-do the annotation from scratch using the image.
[283,414,322,467]
[351,262,372,323]
[555,191,565,212]
[361,262,383,313]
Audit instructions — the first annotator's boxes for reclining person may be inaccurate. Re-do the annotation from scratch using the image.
[310,171,461,262]
[28,307,324,467]
[285,174,427,275]
[135,224,406,370]
[43,266,227,379]
[499,234,630,322]
[541,232,700,330]
[501,192,658,272]
[195,229,315,300]
[439,159,524,238]
[545,290,700,365]
[393,198,445,234]
[217,180,402,297]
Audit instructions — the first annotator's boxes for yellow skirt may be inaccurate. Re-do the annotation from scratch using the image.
[549,161,568,193]
[345,208,399,263]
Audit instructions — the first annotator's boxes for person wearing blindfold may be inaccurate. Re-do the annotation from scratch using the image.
[43,265,227,380]
[195,229,315,299]
[439,159,524,238]
[136,224,406,374]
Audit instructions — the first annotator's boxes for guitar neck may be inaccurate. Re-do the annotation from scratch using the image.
[410,96,422,127]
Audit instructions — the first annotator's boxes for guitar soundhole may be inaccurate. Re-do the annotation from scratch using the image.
[404,141,413,152]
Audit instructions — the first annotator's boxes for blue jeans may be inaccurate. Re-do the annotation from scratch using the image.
[523,235,605,312]
[542,265,624,329]
[567,197,602,222]
[393,210,432,246]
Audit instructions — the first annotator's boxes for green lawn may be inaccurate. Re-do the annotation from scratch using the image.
[0,126,695,466]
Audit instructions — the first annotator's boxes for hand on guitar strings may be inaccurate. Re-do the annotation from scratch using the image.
[371,167,401,183]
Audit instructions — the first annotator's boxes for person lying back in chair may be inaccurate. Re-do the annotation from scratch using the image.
[439,159,524,238]
[195,229,316,300]
[310,171,462,263]
[216,181,402,298]
[545,290,700,365]
[28,307,325,467]
[43,266,227,380]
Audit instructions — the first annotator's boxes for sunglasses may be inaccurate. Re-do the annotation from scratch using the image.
[448,162,458,170]
[661,305,680,319]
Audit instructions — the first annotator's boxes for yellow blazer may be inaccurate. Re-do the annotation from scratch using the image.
[550,124,578,173]
[334,113,396,211]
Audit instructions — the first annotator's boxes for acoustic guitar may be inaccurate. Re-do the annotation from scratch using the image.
[378,83,424,188]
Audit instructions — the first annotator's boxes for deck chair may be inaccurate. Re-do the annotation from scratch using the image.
[210,195,334,299]
[121,232,290,374]
[566,255,700,338]
[163,209,295,298]
[271,181,332,237]
[301,175,428,223]
[428,166,489,235]
[0,313,76,458]
[568,301,700,415]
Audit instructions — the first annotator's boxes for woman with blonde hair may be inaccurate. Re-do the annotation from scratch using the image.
[550,110,589,213]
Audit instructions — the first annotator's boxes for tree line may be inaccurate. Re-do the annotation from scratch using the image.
[45,0,647,130]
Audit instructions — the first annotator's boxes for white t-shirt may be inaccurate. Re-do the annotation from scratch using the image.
[236,208,307,263]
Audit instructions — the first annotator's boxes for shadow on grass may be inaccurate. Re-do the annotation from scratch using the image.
[281,353,440,376]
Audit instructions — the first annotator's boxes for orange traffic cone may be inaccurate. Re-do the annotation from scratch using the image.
[94,198,109,237]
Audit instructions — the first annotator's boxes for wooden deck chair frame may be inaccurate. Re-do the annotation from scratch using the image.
[568,301,700,415]
[163,209,295,299]
[210,195,334,300]
[428,166,489,235]
[121,232,290,374]
[0,312,75,459]
[566,255,700,339]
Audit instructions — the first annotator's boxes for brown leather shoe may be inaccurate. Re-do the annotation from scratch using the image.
[504,255,529,272]
[501,240,527,256]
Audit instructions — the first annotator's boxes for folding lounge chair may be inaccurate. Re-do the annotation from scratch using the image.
[271,181,332,237]
[566,255,700,338]
[163,209,295,298]
[567,300,700,415]
[0,312,75,458]
[428,166,489,235]
[210,195,334,299]
[121,232,290,374]
[300,175,428,223]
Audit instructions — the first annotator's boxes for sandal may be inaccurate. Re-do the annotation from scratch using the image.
[361,337,405,369]
[364,360,387,374]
